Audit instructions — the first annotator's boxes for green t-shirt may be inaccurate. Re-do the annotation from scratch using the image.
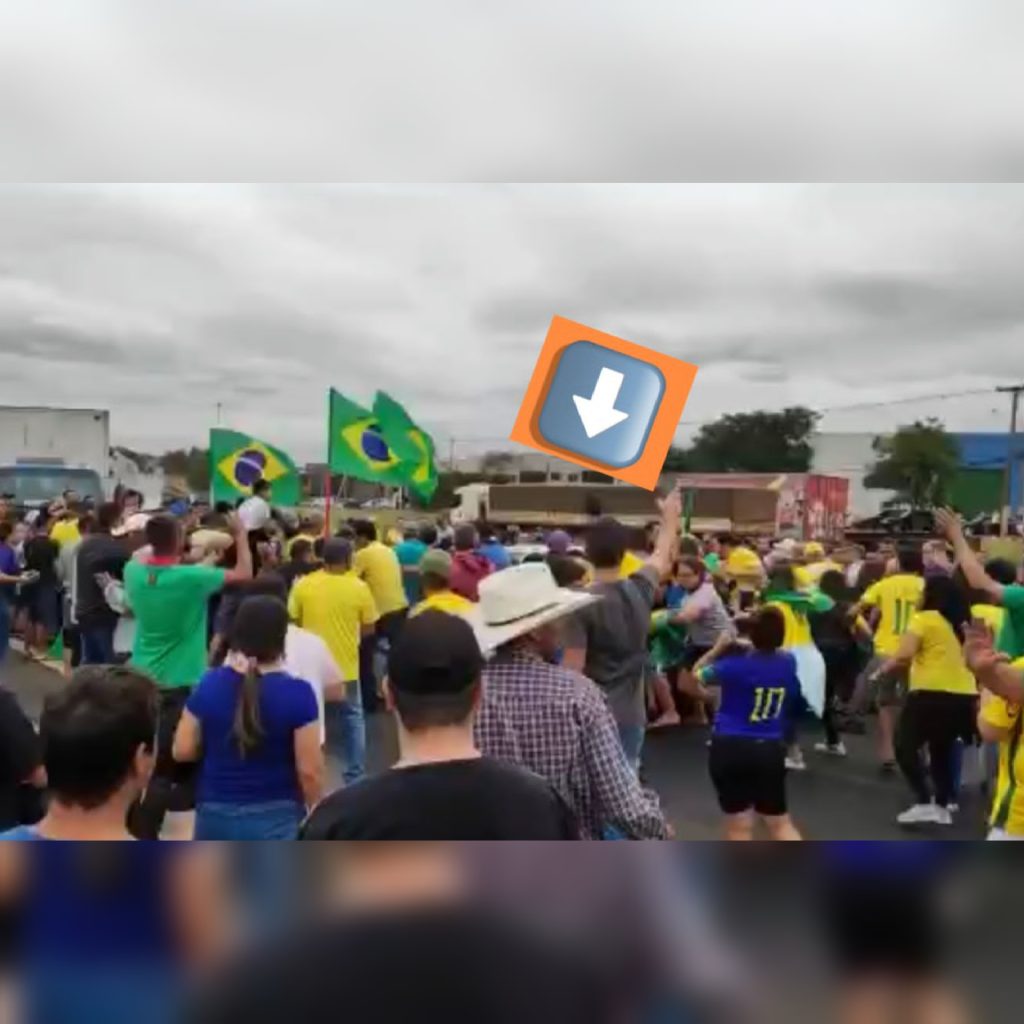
[998,584,1024,660]
[703,552,721,572]
[124,561,227,688]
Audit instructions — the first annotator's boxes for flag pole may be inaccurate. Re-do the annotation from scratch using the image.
[323,469,332,538]
[324,390,332,539]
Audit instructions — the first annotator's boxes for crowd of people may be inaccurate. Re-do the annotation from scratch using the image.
[0,478,1023,842]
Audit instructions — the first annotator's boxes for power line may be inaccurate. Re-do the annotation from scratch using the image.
[679,386,997,426]
[440,385,998,448]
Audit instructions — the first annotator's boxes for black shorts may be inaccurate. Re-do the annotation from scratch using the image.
[681,644,714,671]
[708,735,787,816]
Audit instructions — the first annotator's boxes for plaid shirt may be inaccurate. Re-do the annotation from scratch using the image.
[475,649,668,840]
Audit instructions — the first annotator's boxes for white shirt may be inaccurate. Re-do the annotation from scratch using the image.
[238,495,272,532]
[284,625,344,745]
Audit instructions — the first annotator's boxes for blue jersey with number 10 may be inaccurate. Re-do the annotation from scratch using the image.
[698,651,801,740]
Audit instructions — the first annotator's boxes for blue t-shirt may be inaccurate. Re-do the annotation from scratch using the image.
[479,541,510,571]
[394,539,428,603]
[700,651,800,740]
[0,542,18,580]
[187,667,318,806]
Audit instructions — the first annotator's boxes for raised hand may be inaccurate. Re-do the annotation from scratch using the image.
[933,507,964,544]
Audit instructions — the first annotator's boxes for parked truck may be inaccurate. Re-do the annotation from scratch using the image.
[452,481,782,535]
[452,473,849,540]
[0,406,110,509]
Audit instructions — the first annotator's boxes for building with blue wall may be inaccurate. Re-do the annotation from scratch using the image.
[953,433,1024,512]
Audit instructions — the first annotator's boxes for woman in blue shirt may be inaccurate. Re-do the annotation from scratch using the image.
[696,607,803,841]
[173,595,324,840]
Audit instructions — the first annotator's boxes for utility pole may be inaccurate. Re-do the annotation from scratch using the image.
[997,384,1024,536]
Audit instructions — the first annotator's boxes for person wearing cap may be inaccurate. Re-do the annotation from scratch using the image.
[289,538,378,785]
[74,502,130,665]
[301,611,578,840]
[803,541,842,586]
[472,563,669,840]
[410,550,474,619]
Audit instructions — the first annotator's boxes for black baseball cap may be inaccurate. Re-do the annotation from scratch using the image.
[387,611,484,696]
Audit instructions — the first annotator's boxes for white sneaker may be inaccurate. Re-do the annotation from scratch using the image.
[814,742,848,757]
[897,804,943,826]
[934,806,953,825]
[946,803,959,815]
[785,753,807,772]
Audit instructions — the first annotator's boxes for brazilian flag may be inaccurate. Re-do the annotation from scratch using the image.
[328,390,407,485]
[210,429,301,506]
[374,392,439,502]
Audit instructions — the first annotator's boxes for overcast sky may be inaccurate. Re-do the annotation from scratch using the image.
[2,183,1023,461]
[3,5,1024,461]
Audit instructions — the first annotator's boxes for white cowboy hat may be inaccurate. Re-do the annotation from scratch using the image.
[466,562,601,654]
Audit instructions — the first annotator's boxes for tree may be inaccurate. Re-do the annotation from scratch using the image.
[686,407,819,473]
[864,419,960,508]
[160,447,211,494]
[662,446,691,472]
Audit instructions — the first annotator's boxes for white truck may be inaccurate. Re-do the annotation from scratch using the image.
[0,405,111,508]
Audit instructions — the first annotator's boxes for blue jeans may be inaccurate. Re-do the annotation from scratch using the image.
[618,724,645,775]
[326,681,366,785]
[80,623,116,665]
[194,800,304,840]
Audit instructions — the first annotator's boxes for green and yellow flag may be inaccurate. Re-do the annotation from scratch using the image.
[328,389,406,485]
[374,391,439,502]
[210,429,301,506]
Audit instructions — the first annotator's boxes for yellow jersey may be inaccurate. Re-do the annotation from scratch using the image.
[49,519,81,549]
[861,574,924,656]
[764,600,813,648]
[288,569,379,682]
[905,610,977,695]
[981,658,1024,837]
[972,603,1006,639]
[619,551,646,579]
[353,541,408,616]
[411,590,475,618]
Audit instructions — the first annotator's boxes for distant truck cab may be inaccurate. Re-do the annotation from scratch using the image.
[0,461,105,512]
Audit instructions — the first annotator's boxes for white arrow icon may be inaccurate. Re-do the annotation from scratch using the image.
[573,367,630,438]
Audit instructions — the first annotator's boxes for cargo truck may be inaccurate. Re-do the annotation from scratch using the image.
[452,473,849,540]
[0,406,110,509]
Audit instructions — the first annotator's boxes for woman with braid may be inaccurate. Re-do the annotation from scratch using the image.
[173,595,324,839]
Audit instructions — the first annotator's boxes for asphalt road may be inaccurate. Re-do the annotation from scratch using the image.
[2,650,991,840]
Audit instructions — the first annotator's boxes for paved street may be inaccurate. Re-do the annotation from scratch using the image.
[2,651,990,840]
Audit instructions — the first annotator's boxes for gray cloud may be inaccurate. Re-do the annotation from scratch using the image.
[4,3,1024,181]
[1,183,1023,457]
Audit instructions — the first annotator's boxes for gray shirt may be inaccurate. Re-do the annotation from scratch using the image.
[570,565,659,728]
[681,581,735,649]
